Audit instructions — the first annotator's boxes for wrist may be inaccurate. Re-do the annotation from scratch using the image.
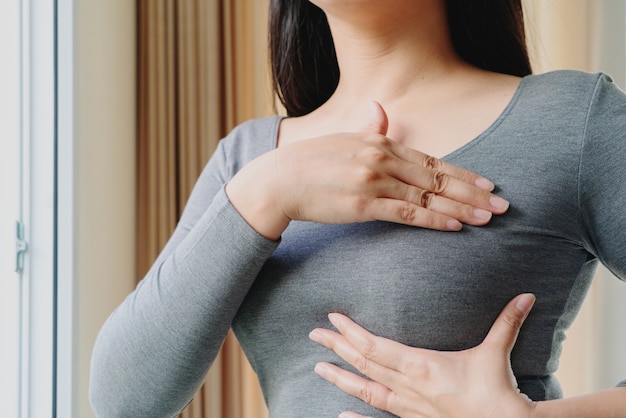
[225,154,290,241]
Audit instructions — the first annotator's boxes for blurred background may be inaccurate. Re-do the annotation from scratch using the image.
[0,1,624,417]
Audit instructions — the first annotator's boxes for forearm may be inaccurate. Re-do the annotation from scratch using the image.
[532,387,626,418]
[89,189,279,417]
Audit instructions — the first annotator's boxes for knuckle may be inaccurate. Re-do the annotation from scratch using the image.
[424,155,442,170]
[360,337,378,359]
[353,355,369,374]
[502,312,523,330]
[351,196,370,216]
[458,203,476,221]
[365,133,389,146]
[361,145,389,165]
[359,385,373,405]
[404,359,431,380]
[418,190,435,209]
[459,170,476,184]
[398,204,418,222]
[432,171,449,194]
[354,167,382,185]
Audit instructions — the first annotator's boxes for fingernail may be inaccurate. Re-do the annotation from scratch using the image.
[328,313,341,328]
[516,293,536,313]
[475,177,495,191]
[473,208,492,221]
[490,195,510,212]
[309,329,323,343]
[446,219,463,231]
[368,100,377,117]
[314,362,330,376]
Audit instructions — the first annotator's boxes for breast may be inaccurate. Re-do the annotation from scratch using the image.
[236,208,590,361]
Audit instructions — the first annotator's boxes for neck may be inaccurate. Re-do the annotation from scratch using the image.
[318,0,466,107]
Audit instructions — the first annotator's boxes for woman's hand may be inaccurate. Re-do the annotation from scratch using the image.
[309,294,537,418]
[226,102,509,240]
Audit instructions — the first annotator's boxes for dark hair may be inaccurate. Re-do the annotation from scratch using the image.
[269,0,532,117]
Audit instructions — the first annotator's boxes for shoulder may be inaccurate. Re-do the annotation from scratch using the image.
[218,115,283,173]
[520,70,625,111]
[226,115,283,140]
[519,70,616,102]
[222,115,282,151]
[510,70,624,132]
[522,69,610,87]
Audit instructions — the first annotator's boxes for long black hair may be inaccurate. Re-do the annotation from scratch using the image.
[269,0,532,117]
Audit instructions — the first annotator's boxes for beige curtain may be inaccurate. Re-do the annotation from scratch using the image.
[136,1,272,417]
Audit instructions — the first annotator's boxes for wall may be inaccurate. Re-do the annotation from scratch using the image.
[76,1,137,416]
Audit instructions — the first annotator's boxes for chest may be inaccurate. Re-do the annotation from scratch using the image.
[236,135,589,350]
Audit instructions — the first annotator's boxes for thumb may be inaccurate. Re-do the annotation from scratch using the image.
[482,293,535,355]
[360,101,389,135]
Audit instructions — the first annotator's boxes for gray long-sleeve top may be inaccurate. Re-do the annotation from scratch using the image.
[90,71,626,417]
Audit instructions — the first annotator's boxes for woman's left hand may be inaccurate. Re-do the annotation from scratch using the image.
[309,294,538,418]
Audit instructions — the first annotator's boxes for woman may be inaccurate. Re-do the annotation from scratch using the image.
[89,1,626,417]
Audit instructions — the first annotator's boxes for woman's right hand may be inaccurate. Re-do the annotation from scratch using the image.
[225,102,509,240]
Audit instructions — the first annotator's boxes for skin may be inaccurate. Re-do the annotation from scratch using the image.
[225,0,512,240]
[231,0,626,415]
[309,295,626,418]
[226,101,509,240]
[309,294,538,418]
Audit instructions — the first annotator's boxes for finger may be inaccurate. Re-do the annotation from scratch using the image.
[388,141,496,192]
[388,160,509,214]
[339,412,372,418]
[314,362,397,415]
[384,182,494,226]
[482,293,536,355]
[327,313,421,374]
[309,327,405,391]
[360,101,389,135]
[367,197,463,231]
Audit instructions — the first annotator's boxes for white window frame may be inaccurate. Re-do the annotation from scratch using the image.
[0,0,23,416]
[18,0,57,416]
[0,0,75,416]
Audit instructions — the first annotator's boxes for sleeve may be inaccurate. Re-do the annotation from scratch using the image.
[89,138,280,418]
[578,74,626,390]
[579,73,626,281]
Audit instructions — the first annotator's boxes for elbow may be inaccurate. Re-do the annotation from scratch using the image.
[89,358,189,418]
[89,380,185,418]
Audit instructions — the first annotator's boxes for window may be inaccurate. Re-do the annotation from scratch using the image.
[0,0,57,416]
[0,0,22,415]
